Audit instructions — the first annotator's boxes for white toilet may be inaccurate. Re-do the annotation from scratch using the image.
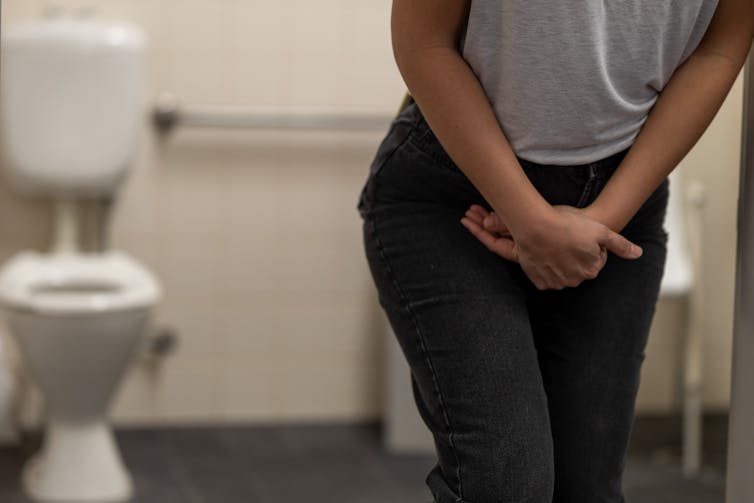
[0,16,160,503]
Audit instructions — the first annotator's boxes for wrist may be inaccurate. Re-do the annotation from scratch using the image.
[506,202,560,241]
[583,201,621,232]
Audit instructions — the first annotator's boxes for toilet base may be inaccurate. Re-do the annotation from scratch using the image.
[22,420,133,503]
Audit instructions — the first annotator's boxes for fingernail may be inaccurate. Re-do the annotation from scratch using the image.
[632,245,643,257]
[483,216,493,227]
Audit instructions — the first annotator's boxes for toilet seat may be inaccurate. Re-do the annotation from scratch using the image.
[0,250,160,315]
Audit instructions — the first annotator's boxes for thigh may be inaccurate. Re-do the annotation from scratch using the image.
[529,180,670,503]
[361,126,555,502]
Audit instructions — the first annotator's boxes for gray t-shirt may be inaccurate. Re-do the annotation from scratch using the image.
[461,0,720,165]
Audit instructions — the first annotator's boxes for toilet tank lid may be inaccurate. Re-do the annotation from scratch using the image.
[3,18,146,51]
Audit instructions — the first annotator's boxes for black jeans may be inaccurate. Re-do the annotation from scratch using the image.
[356,101,670,503]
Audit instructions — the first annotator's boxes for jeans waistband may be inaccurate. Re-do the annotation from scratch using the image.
[399,96,630,179]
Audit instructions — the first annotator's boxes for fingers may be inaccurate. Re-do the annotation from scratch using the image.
[599,229,643,259]
[578,246,607,280]
[465,205,489,227]
[467,204,489,217]
[528,265,581,291]
[466,204,510,235]
[483,213,509,235]
[462,205,619,289]
[460,217,519,262]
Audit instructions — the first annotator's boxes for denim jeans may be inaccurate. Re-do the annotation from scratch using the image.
[356,100,670,503]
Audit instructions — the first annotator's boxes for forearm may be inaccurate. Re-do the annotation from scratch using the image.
[588,50,748,232]
[394,46,556,237]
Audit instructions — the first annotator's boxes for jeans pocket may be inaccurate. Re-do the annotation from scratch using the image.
[406,115,466,177]
[356,114,419,219]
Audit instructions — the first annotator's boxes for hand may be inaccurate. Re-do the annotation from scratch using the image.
[460,204,517,259]
[460,204,641,290]
[469,204,607,239]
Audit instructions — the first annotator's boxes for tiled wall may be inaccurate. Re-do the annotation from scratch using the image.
[1,0,404,425]
[0,0,743,426]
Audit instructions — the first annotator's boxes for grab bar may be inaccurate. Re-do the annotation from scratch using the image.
[152,93,394,133]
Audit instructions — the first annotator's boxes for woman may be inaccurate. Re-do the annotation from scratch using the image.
[356,1,754,502]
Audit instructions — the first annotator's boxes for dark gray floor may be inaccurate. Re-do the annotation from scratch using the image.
[0,415,727,503]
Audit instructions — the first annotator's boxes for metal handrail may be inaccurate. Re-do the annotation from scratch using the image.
[152,93,394,134]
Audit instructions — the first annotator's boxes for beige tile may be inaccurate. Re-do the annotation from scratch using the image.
[231,50,288,106]
[2,0,400,427]
[341,0,393,54]
[161,0,236,53]
[159,176,223,239]
[275,168,365,234]
[216,300,284,357]
[265,230,372,296]
[113,357,220,425]
[215,229,283,297]
[160,47,239,105]
[288,0,348,54]
[109,231,163,275]
[152,299,223,359]
[274,295,378,354]
[216,163,282,235]
[279,364,381,420]
[159,232,222,303]
[0,187,52,249]
[339,59,406,108]
[217,367,286,422]
[270,232,340,294]
[231,1,288,54]
[111,185,162,236]
[282,51,347,107]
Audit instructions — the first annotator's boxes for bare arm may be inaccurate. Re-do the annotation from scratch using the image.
[587,0,754,232]
[392,0,641,290]
[391,0,553,238]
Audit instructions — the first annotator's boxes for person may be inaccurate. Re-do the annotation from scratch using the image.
[356,1,754,502]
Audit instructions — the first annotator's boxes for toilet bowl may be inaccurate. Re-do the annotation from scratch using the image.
[0,15,159,502]
[0,251,160,502]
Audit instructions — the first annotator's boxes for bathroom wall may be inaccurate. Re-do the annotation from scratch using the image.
[0,0,743,426]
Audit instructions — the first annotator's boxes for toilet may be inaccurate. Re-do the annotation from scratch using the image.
[0,15,160,503]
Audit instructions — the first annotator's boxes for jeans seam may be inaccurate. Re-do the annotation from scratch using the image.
[373,119,420,180]
[406,138,468,180]
[358,120,421,219]
[366,214,465,502]
[575,164,601,208]
[575,179,596,208]
[407,130,459,174]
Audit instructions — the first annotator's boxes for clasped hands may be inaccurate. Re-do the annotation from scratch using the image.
[460,204,643,290]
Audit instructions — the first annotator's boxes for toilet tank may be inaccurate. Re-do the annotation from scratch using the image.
[0,18,146,196]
